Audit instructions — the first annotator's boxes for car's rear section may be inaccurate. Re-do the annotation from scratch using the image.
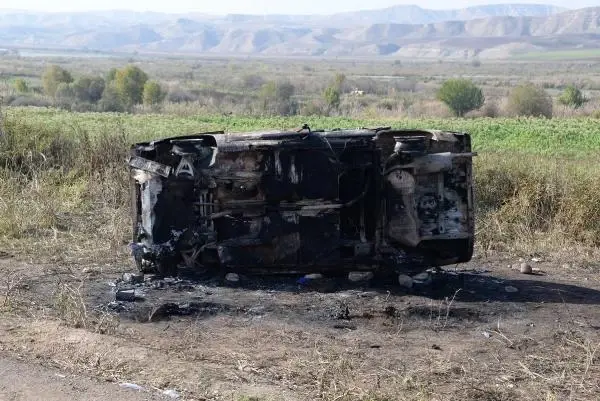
[128,126,475,277]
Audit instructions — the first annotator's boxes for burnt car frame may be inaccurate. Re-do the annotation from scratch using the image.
[128,126,476,277]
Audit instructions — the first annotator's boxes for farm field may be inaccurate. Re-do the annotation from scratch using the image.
[5,107,600,156]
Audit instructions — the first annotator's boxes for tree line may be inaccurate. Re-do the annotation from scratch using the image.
[12,64,165,112]
[9,64,590,118]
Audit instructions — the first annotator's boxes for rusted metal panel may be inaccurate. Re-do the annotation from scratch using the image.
[129,126,475,276]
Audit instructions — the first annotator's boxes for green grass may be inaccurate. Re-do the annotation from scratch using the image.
[5,107,600,156]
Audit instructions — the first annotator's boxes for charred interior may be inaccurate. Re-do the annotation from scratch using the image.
[128,126,475,276]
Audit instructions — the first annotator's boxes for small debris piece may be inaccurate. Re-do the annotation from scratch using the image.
[115,289,136,302]
[531,257,542,263]
[122,272,144,284]
[348,271,374,282]
[504,286,519,293]
[304,273,324,280]
[383,306,397,317]
[520,263,533,275]
[162,389,180,399]
[482,331,491,338]
[398,274,414,289]
[431,344,442,351]
[225,273,240,283]
[119,382,143,391]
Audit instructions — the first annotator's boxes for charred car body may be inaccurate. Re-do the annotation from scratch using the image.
[129,126,475,277]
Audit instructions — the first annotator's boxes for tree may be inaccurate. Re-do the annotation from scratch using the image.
[113,65,148,106]
[13,78,29,93]
[55,83,75,100]
[73,76,105,103]
[323,86,341,110]
[558,85,588,109]
[323,73,346,111]
[436,79,484,117]
[42,65,73,97]
[259,81,297,116]
[98,83,125,112]
[507,83,553,118]
[142,80,165,106]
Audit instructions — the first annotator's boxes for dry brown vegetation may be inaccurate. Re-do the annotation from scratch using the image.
[0,56,599,400]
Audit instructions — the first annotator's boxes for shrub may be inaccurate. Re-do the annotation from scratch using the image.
[436,79,484,117]
[167,89,198,103]
[259,81,297,116]
[42,65,73,97]
[98,84,126,112]
[323,86,341,110]
[13,79,29,93]
[113,65,148,106]
[558,85,588,109]
[507,83,553,118]
[142,80,166,106]
[73,76,105,103]
[8,95,52,107]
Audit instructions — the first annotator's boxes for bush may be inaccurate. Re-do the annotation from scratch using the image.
[42,65,73,97]
[436,79,484,117]
[142,80,166,106]
[8,95,52,107]
[73,76,105,103]
[113,65,148,106]
[14,79,29,93]
[558,85,588,109]
[259,81,297,116]
[98,84,126,112]
[506,83,553,118]
[323,86,341,111]
[167,89,198,103]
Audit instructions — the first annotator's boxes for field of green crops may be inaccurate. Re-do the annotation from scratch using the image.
[4,107,600,156]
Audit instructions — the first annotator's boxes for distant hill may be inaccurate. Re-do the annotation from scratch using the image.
[0,5,599,59]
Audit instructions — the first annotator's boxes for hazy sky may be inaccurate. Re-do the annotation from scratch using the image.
[1,0,597,14]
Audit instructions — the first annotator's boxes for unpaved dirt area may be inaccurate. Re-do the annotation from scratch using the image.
[0,253,599,400]
[0,357,166,401]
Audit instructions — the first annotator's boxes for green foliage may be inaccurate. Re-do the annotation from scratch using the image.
[98,84,125,112]
[73,76,105,103]
[142,80,166,106]
[113,65,148,106]
[259,81,297,116]
[13,79,29,93]
[42,65,74,97]
[323,73,346,111]
[507,83,553,118]
[6,108,600,156]
[54,83,75,100]
[436,79,484,117]
[323,86,341,110]
[106,68,118,82]
[558,85,588,109]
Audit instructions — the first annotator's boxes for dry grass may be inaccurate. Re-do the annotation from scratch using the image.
[0,310,595,401]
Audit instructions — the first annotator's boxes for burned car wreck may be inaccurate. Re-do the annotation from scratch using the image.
[129,126,475,277]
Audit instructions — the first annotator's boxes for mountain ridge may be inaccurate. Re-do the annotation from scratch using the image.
[1,5,599,59]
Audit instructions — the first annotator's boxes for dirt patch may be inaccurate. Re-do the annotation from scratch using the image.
[0,254,599,400]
